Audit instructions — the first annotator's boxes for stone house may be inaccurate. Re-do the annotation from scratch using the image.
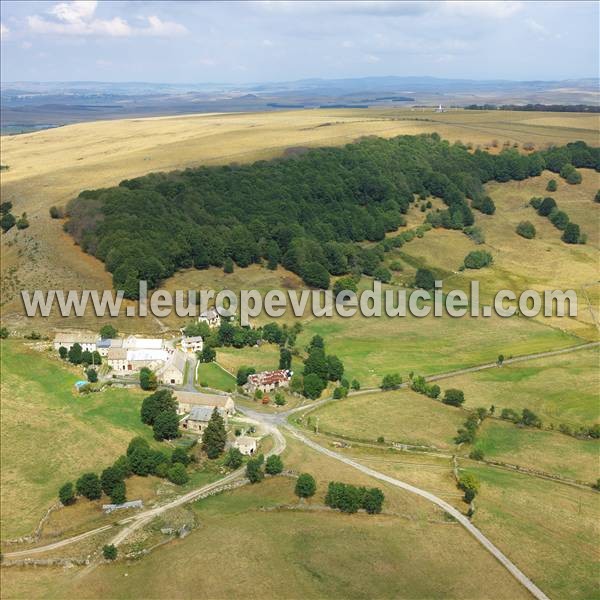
[244,369,293,394]
[180,406,226,434]
[181,335,204,354]
[53,332,97,353]
[174,390,235,417]
[198,308,221,329]
[233,436,258,456]
[157,350,187,385]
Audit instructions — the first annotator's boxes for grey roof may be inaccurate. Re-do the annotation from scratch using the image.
[187,405,224,422]
[97,338,112,348]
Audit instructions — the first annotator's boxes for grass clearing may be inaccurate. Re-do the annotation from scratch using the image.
[454,346,600,427]
[475,420,599,483]
[195,361,236,392]
[0,340,151,538]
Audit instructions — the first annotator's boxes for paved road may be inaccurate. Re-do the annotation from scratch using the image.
[285,425,550,600]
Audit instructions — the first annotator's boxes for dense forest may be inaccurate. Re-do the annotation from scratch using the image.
[65,135,599,296]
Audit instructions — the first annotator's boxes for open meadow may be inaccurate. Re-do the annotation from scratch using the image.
[0,340,150,538]
[1,436,532,600]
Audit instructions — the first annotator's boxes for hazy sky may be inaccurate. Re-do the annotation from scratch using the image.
[1,1,598,83]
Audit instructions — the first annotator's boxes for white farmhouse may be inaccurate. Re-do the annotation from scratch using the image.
[181,335,203,354]
[53,332,97,353]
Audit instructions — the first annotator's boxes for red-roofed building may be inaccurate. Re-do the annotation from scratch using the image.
[244,369,293,394]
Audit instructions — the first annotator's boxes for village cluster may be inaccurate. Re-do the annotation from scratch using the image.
[51,309,293,457]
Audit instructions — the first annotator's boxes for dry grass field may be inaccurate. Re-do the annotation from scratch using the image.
[0,340,151,539]
[1,436,532,600]
[1,107,598,335]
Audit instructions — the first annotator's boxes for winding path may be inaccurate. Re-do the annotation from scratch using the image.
[285,425,550,600]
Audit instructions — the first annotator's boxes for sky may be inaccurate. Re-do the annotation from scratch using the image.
[0,1,598,83]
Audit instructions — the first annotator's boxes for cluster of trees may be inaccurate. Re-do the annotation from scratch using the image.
[457,473,480,504]
[455,407,488,446]
[500,407,542,428]
[58,343,102,367]
[140,389,180,441]
[442,389,466,407]
[381,373,403,390]
[325,481,385,514]
[58,435,194,508]
[65,135,596,296]
[410,375,440,399]
[529,196,586,244]
[140,367,158,391]
[0,201,29,233]
[245,453,284,483]
[465,104,600,113]
[298,335,345,399]
[463,250,493,270]
[557,422,600,440]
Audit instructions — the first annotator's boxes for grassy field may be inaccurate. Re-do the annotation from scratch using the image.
[465,465,600,600]
[306,387,599,482]
[454,346,600,427]
[302,389,465,449]
[195,360,236,392]
[1,108,598,334]
[298,311,581,388]
[475,420,599,483]
[1,436,532,599]
[0,340,151,538]
[344,444,600,600]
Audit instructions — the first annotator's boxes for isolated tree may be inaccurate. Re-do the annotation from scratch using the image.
[362,488,385,514]
[265,454,284,475]
[153,410,180,441]
[326,355,344,381]
[537,197,557,216]
[351,379,361,391]
[110,481,127,504]
[546,179,557,192]
[0,212,16,233]
[67,343,83,365]
[381,373,402,390]
[274,392,286,406]
[458,473,480,503]
[198,346,216,363]
[76,473,102,500]
[279,347,292,370]
[497,354,504,366]
[302,373,326,399]
[414,268,435,290]
[236,366,256,386]
[101,466,123,497]
[0,201,13,214]
[58,346,68,359]
[86,368,98,383]
[140,389,177,425]
[224,447,243,469]
[201,408,227,458]
[443,389,465,406]
[562,222,581,244]
[103,545,118,561]
[167,462,189,485]
[295,473,316,499]
[49,206,64,219]
[58,482,76,506]
[139,367,158,391]
[516,221,536,239]
[99,324,118,339]
[246,454,265,483]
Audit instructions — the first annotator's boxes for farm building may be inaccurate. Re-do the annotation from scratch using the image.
[198,308,221,328]
[233,436,258,456]
[96,337,122,357]
[244,369,293,394]
[157,350,187,385]
[181,335,203,353]
[180,406,227,434]
[174,390,235,417]
[53,332,97,352]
